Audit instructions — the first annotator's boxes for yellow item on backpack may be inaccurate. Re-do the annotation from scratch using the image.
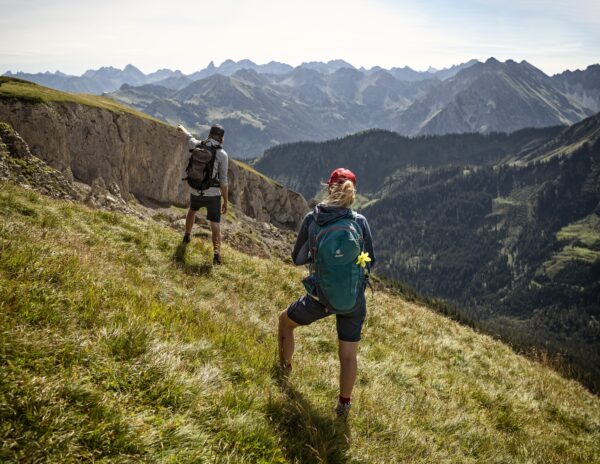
[356,251,371,268]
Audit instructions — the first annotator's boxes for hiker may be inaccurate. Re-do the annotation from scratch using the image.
[177,123,229,265]
[278,168,376,418]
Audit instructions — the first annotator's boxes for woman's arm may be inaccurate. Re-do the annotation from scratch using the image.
[358,216,376,271]
[291,214,312,265]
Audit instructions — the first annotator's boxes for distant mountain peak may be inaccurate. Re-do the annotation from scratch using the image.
[299,59,355,73]
[328,59,355,68]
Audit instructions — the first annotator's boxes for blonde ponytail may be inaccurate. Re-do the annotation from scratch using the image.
[324,179,356,208]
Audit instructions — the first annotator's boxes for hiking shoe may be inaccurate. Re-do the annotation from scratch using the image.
[335,400,351,419]
[213,254,222,265]
[279,361,292,378]
[182,233,191,244]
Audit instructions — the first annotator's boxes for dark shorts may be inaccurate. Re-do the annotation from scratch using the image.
[190,194,221,223]
[287,291,366,342]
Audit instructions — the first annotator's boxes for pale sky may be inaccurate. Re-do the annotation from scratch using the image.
[1,0,599,76]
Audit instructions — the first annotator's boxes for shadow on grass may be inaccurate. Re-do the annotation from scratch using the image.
[267,365,352,464]
[172,242,213,276]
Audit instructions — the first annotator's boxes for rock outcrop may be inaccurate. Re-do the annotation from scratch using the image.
[227,162,307,229]
[0,97,307,229]
[0,122,80,200]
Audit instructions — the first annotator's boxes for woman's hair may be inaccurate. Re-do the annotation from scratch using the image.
[323,179,356,208]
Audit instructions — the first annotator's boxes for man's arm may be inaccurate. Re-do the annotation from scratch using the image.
[177,124,201,147]
[219,151,229,214]
[220,185,229,214]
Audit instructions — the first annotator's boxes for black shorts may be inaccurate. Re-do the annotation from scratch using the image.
[286,291,366,342]
[190,194,221,223]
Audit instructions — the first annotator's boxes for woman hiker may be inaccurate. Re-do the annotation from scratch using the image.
[277,168,376,418]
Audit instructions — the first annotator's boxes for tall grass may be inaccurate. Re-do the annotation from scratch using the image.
[1,183,599,463]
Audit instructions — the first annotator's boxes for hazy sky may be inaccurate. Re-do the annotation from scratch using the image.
[1,0,599,75]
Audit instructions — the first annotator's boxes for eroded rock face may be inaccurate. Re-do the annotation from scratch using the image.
[0,122,80,200]
[228,162,307,229]
[0,100,308,229]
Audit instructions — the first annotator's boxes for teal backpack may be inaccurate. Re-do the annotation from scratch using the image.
[307,212,367,312]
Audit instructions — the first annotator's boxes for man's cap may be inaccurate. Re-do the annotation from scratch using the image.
[327,168,356,186]
[209,124,225,138]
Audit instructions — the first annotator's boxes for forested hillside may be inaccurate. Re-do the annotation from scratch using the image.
[254,126,563,199]
[365,138,600,388]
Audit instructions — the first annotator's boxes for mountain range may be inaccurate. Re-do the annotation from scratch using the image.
[3,58,477,94]
[106,59,597,157]
[7,58,598,157]
[254,112,600,391]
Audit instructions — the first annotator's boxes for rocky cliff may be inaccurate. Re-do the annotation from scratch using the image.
[0,121,80,200]
[0,84,307,229]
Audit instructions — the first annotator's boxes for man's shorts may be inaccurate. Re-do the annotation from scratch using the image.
[190,194,221,223]
[286,291,366,342]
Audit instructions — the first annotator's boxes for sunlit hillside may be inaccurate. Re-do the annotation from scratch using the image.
[1,183,599,463]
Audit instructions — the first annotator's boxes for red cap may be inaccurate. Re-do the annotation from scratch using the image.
[327,168,356,187]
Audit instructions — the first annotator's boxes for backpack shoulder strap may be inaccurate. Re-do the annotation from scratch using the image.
[307,215,318,249]
[350,211,364,237]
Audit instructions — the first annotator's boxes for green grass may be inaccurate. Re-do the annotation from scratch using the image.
[234,159,283,187]
[557,214,600,248]
[541,245,600,279]
[537,213,600,279]
[0,77,165,125]
[1,183,599,463]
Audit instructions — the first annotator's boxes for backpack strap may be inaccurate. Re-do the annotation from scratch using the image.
[196,142,220,192]
[207,144,220,186]
[307,218,319,275]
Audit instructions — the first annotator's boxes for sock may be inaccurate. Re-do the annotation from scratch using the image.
[339,395,351,405]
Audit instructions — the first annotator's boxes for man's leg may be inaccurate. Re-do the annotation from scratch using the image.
[209,220,221,256]
[338,340,359,398]
[278,310,300,368]
[185,208,196,235]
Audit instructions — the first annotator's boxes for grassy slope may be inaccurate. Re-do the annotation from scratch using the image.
[0,77,165,125]
[536,213,600,279]
[233,159,282,187]
[1,183,599,463]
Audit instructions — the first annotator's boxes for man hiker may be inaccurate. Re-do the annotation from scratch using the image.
[277,168,376,419]
[177,123,229,265]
